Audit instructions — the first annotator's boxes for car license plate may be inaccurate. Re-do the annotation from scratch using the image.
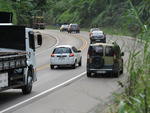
[0,73,8,88]
[59,57,64,60]
[97,71,106,74]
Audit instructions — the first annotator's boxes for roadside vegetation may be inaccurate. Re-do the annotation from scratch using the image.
[0,0,150,113]
[0,0,149,37]
[110,1,150,113]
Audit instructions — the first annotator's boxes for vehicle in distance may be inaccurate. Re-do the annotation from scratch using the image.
[89,28,100,37]
[68,24,80,33]
[60,24,69,32]
[50,45,82,69]
[87,42,124,77]
[32,16,45,29]
[90,30,106,43]
[90,28,100,33]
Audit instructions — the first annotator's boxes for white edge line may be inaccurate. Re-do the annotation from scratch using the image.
[35,34,59,56]
[0,72,86,113]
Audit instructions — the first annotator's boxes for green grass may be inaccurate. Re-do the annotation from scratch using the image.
[101,27,133,37]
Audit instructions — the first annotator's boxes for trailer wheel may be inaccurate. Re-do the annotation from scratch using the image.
[22,70,33,94]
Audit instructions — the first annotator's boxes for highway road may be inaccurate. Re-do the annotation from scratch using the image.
[0,30,141,113]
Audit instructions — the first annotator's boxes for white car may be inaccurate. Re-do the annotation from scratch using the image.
[60,25,69,32]
[50,45,82,69]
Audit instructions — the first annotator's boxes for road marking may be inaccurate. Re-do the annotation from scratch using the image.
[73,35,88,51]
[36,64,50,71]
[0,72,86,113]
[35,34,59,56]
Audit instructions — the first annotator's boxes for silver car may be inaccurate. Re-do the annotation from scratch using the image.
[50,45,82,69]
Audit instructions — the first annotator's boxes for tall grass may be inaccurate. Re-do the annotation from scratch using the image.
[115,0,150,113]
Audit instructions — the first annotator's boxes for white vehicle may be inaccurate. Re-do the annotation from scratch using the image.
[50,45,82,69]
[60,24,69,32]
[0,12,42,94]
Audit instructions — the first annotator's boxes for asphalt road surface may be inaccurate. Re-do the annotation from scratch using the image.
[0,30,141,113]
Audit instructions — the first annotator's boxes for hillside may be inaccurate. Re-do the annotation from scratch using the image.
[0,0,149,35]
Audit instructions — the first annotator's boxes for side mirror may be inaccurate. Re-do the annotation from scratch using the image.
[121,52,124,56]
[37,34,42,46]
[77,50,81,53]
[29,31,35,51]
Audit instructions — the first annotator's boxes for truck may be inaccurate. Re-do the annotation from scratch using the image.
[0,12,42,94]
[32,16,45,29]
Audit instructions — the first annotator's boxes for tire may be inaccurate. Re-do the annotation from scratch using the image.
[22,70,33,94]
[50,65,54,69]
[72,61,76,69]
[120,67,123,74]
[113,71,119,77]
[120,60,124,74]
[87,72,92,77]
[79,59,82,66]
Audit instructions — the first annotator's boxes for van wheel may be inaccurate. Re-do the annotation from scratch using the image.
[120,68,123,74]
[22,70,33,94]
[114,71,119,77]
[50,65,54,69]
[87,72,92,77]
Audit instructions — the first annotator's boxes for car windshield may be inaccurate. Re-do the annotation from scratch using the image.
[88,46,103,56]
[53,47,72,54]
[90,28,100,32]
[62,25,68,28]
[71,25,78,28]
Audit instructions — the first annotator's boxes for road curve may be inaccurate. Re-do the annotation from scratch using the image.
[0,30,141,113]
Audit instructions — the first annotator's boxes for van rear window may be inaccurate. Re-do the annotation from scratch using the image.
[88,46,103,56]
[105,46,114,56]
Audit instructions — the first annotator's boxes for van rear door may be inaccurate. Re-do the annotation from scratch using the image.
[104,46,114,67]
[88,45,104,69]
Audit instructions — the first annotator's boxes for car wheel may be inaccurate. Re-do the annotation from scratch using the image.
[72,60,76,69]
[79,58,82,66]
[50,65,54,69]
[87,72,92,77]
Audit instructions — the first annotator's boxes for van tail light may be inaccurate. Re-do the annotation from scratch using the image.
[51,54,55,57]
[69,53,74,57]
[87,53,92,63]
